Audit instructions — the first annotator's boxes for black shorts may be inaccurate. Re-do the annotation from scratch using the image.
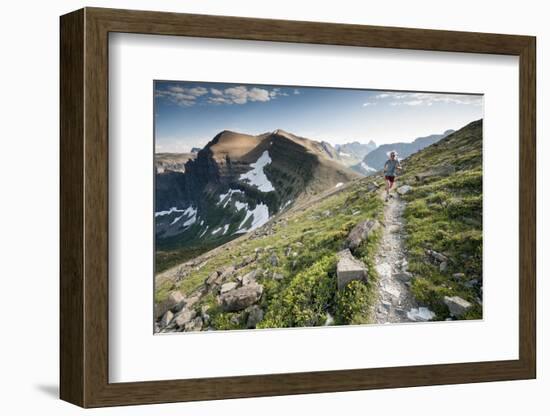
[385,175,395,184]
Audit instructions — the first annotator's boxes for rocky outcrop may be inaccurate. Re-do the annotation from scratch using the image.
[336,249,368,290]
[155,290,185,319]
[219,283,264,312]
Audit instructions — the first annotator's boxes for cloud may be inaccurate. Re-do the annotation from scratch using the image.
[293,89,301,95]
[374,92,482,107]
[206,85,284,105]
[155,85,209,106]
[362,102,377,107]
[156,84,291,107]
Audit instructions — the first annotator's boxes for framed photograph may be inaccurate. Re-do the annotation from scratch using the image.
[60,7,536,407]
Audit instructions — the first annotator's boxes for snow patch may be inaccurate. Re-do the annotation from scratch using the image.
[222,224,230,235]
[211,227,222,235]
[236,203,270,233]
[339,152,351,157]
[198,226,209,238]
[335,182,344,188]
[155,207,184,217]
[239,151,275,192]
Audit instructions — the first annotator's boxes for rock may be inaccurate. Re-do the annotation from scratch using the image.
[174,308,197,327]
[452,273,465,280]
[407,307,435,322]
[323,210,331,217]
[185,293,201,309]
[155,290,185,318]
[269,253,279,266]
[272,272,285,281]
[439,261,448,272]
[396,185,412,195]
[427,249,448,263]
[218,265,236,282]
[246,305,264,328]
[444,296,473,317]
[220,281,238,294]
[159,310,174,327]
[393,271,413,282]
[241,269,260,285]
[184,316,203,331]
[415,165,455,182]
[336,249,368,290]
[284,246,292,257]
[345,219,380,250]
[205,271,220,287]
[254,247,264,254]
[352,210,361,216]
[400,259,409,271]
[219,283,264,312]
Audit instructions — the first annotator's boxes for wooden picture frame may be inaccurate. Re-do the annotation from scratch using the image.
[60,7,536,408]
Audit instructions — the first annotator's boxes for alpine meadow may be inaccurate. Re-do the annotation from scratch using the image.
[153,81,484,333]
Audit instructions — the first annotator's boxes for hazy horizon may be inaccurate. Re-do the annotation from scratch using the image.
[155,81,483,153]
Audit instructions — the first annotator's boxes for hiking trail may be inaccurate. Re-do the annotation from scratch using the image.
[373,191,418,323]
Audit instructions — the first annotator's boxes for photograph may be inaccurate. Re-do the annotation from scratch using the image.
[153,81,484,333]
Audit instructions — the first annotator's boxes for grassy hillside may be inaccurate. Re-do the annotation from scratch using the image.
[398,119,483,319]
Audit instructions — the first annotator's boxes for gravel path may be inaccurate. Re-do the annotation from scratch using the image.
[373,192,418,324]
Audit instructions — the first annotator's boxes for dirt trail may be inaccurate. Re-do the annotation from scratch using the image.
[373,192,418,323]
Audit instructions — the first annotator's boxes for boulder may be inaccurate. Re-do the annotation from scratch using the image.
[155,290,185,319]
[184,316,203,332]
[345,219,380,250]
[220,281,238,294]
[336,249,368,290]
[159,310,174,327]
[246,305,264,328]
[439,261,448,272]
[219,283,264,312]
[452,273,466,280]
[444,296,473,317]
[396,185,412,195]
[205,271,220,286]
[174,308,197,328]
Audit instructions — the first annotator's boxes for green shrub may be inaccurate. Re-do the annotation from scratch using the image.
[334,280,370,324]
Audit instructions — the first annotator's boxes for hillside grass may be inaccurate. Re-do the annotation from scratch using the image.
[398,120,483,320]
[156,178,384,329]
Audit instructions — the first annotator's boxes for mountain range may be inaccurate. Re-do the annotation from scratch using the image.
[353,130,454,175]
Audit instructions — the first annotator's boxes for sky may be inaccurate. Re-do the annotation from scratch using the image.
[154,81,483,153]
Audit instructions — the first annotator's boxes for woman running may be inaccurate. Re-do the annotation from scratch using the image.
[383,151,402,201]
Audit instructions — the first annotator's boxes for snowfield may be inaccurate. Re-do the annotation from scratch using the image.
[236,202,270,233]
[239,151,275,192]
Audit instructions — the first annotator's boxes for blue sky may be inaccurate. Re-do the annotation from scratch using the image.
[154,81,483,153]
